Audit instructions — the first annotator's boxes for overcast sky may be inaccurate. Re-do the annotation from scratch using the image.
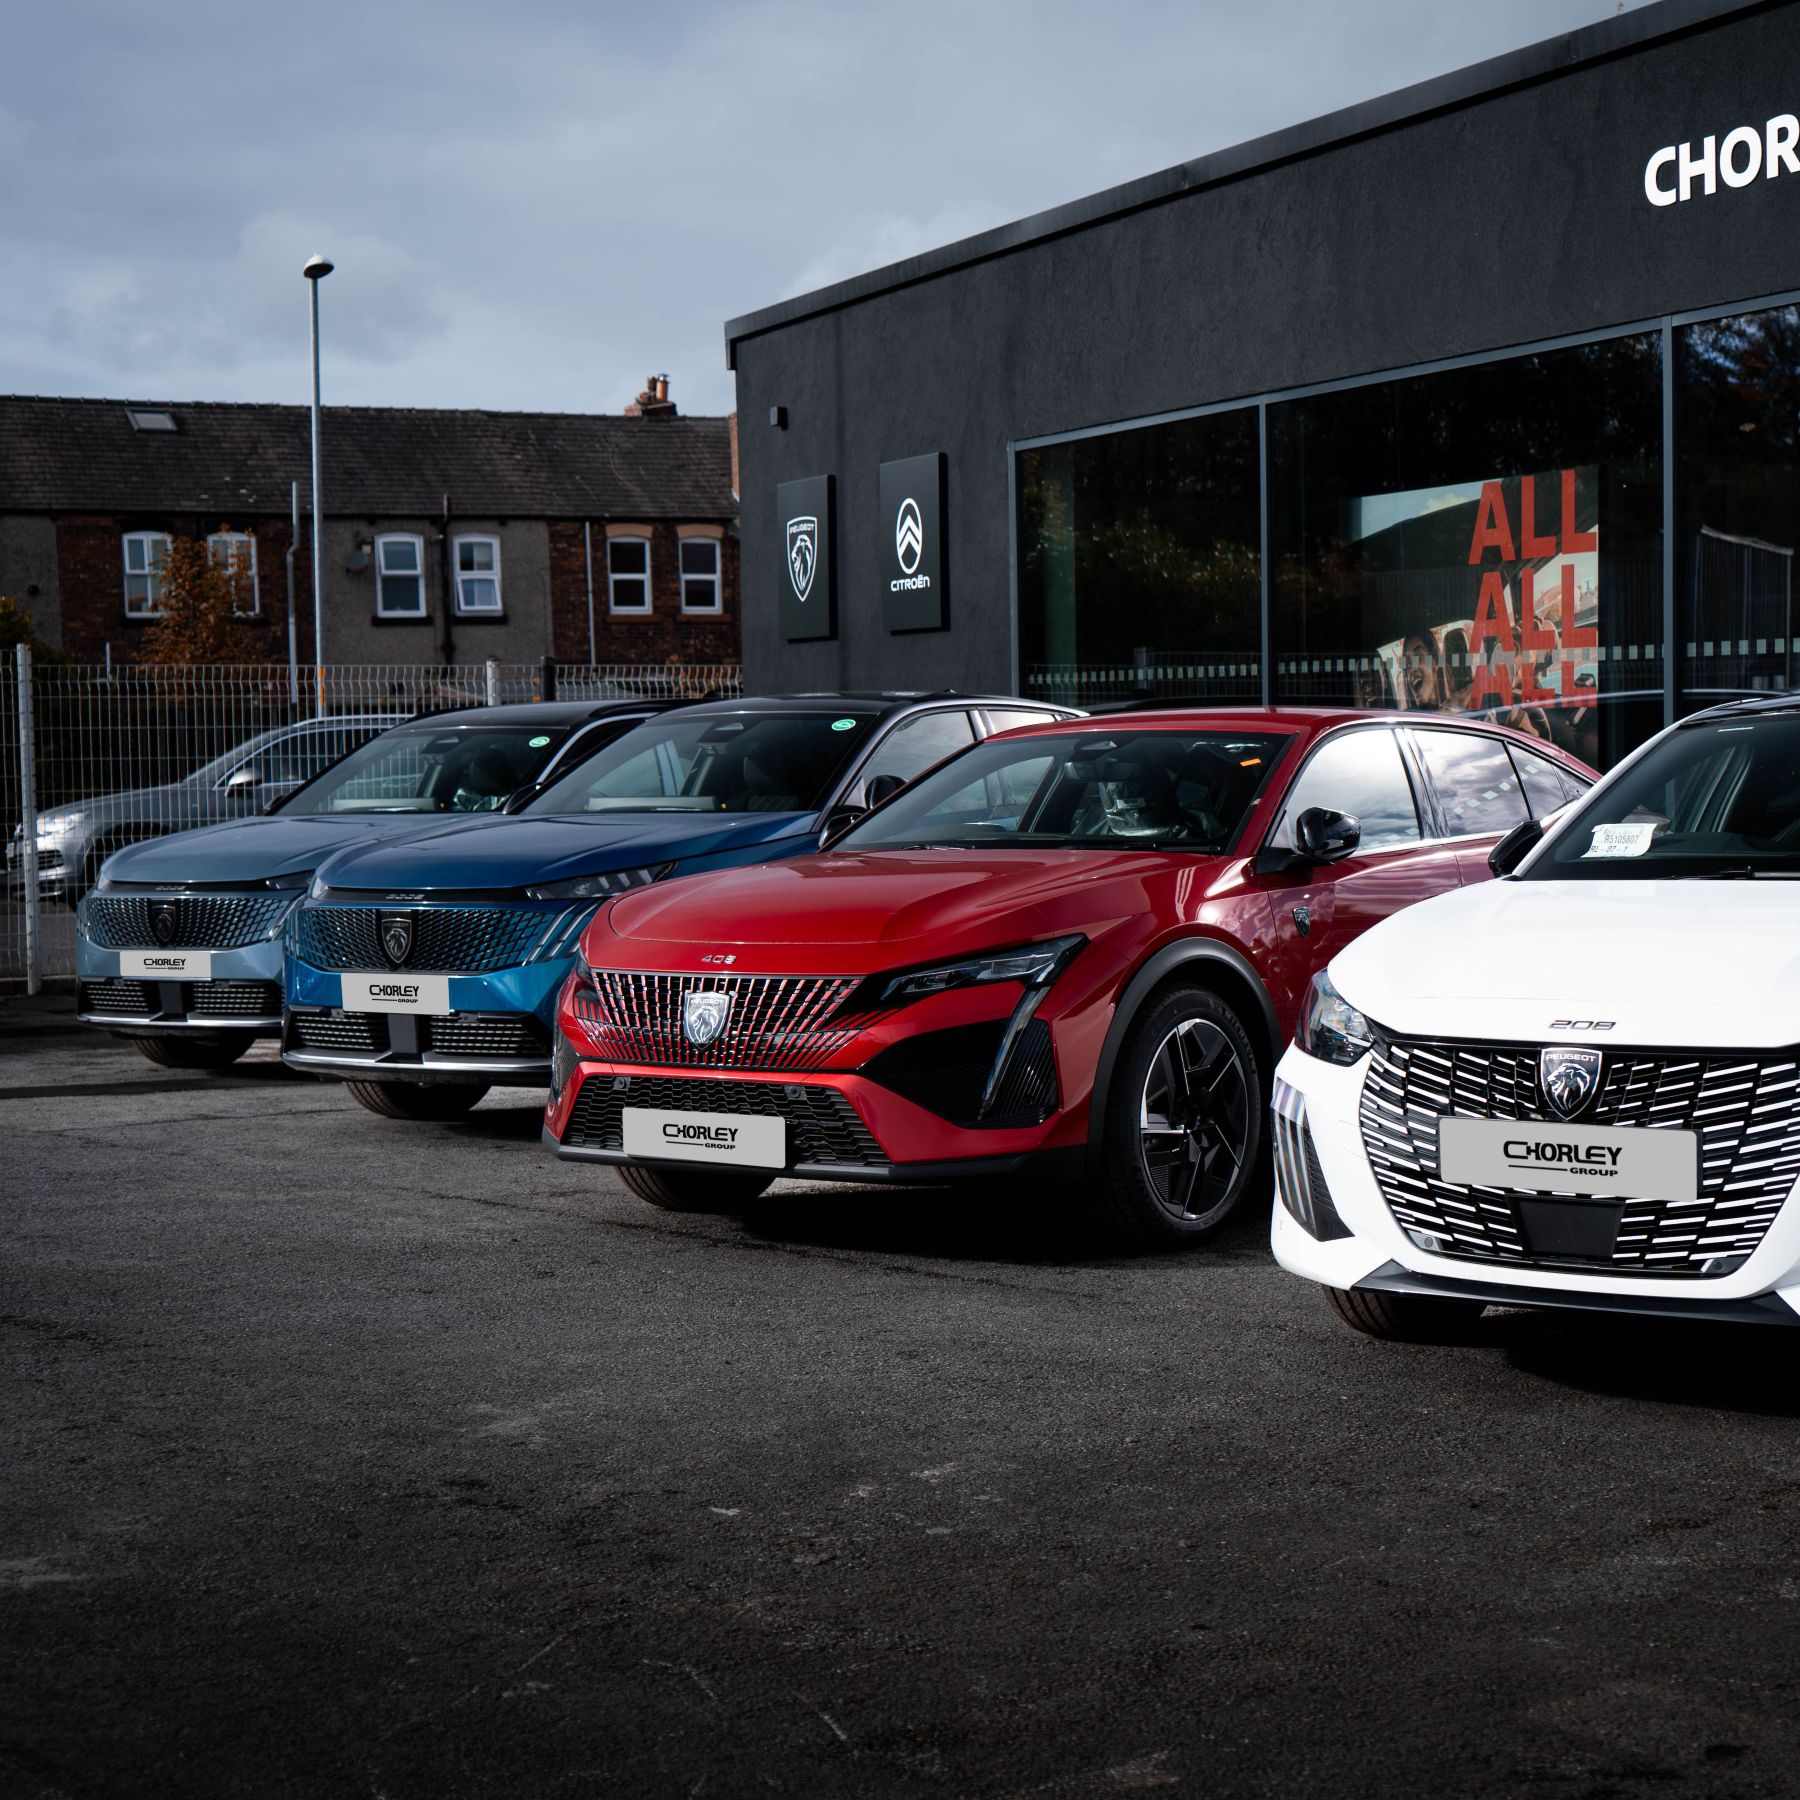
[0,0,1647,419]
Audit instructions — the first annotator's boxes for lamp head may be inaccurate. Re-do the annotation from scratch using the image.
[302,254,335,281]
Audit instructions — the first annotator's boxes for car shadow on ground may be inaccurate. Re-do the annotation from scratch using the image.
[1481,1309,1800,1416]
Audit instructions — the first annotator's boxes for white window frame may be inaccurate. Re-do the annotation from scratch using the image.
[122,531,171,619]
[207,530,261,616]
[607,534,652,615]
[451,534,503,615]
[374,532,428,619]
[678,536,722,614]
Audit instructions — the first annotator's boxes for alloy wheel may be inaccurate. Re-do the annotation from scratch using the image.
[1137,1016,1252,1225]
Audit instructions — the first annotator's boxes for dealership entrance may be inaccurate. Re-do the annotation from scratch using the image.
[727,0,1800,771]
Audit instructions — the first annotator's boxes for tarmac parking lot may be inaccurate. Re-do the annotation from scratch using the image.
[7,995,1800,1799]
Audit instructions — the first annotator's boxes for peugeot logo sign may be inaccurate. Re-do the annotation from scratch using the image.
[151,902,179,946]
[786,516,818,602]
[379,911,415,968]
[682,989,733,1048]
[895,497,923,575]
[1539,1047,1604,1121]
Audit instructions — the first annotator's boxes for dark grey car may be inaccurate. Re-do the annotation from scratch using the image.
[7,715,400,902]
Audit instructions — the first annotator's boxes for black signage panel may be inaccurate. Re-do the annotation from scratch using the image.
[879,452,947,633]
[776,474,835,641]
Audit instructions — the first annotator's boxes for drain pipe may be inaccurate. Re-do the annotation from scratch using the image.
[583,520,596,664]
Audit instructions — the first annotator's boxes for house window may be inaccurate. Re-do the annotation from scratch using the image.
[122,531,171,618]
[453,535,503,614]
[608,536,651,613]
[207,530,260,616]
[375,533,427,618]
[679,537,721,613]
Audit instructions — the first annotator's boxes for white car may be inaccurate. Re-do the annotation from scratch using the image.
[1272,696,1800,1340]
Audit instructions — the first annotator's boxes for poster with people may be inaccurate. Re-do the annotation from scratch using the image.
[1351,465,1600,770]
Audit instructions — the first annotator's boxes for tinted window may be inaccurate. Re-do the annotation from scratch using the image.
[527,711,876,816]
[1511,744,1585,817]
[842,730,1287,853]
[1530,714,1800,881]
[1412,730,1528,836]
[857,711,976,789]
[1269,729,1420,853]
[286,725,570,815]
[983,708,1068,733]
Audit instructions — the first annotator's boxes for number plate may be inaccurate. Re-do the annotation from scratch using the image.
[340,973,452,1016]
[121,949,212,979]
[623,1107,786,1168]
[1439,1117,1697,1204]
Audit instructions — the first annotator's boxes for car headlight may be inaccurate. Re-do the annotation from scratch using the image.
[526,863,672,902]
[37,814,84,838]
[880,935,1086,1003]
[1298,967,1374,1066]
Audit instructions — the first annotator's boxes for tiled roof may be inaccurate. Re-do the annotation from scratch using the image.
[0,396,736,520]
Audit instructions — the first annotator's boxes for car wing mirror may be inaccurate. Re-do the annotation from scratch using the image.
[1296,807,1361,862]
[864,772,907,808]
[224,767,261,796]
[819,804,867,849]
[1488,814,1544,878]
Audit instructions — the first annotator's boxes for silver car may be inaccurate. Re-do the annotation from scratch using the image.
[8,715,400,903]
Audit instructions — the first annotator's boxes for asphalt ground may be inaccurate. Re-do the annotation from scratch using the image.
[6,992,1800,1799]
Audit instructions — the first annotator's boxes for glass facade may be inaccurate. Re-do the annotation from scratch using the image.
[1015,296,1800,772]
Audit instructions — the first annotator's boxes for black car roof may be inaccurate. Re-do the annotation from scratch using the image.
[390,698,675,730]
[673,691,1068,720]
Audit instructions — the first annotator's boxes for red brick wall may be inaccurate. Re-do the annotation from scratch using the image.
[53,514,310,664]
[547,521,740,667]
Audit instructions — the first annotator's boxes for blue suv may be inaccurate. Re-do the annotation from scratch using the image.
[282,693,1076,1120]
[76,699,669,1069]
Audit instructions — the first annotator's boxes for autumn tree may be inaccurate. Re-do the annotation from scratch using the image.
[0,594,60,659]
[139,530,263,664]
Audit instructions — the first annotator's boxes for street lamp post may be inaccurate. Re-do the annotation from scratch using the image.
[303,253,334,716]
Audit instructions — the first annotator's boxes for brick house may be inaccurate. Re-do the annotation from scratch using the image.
[0,379,739,667]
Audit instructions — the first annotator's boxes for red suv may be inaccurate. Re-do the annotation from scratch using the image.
[544,709,1592,1244]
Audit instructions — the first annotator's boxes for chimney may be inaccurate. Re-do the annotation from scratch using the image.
[625,372,678,419]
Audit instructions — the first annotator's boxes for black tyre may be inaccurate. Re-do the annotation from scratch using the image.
[344,1079,490,1121]
[1094,984,1262,1247]
[618,1162,776,1214]
[133,1032,256,1070]
[1323,1286,1489,1344]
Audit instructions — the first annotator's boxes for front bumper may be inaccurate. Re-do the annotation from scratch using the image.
[544,1057,1081,1185]
[75,931,285,1037]
[282,954,567,1086]
[1270,1042,1800,1325]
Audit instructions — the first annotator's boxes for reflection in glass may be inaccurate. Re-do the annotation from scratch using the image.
[1016,410,1260,709]
[1677,305,1800,713]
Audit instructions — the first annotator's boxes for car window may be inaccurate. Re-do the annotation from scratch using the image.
[982,708,1066,734]
[856,711,977,790]
[287,726,571,815]
[907,753,1060,835]
[1412,729,1529,837]
[1510,744,1588,817]
[1268,728,1421,853]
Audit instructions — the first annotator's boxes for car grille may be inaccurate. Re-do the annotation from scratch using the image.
[85,892,290,949]
[581,971,885,1070]
[80,978,155,1016]
[189,981,281,1019]
[286,1009,549,1060]
[294,905,552,973]
[1361,1038,1800,1276]
[564,1074,886,1168]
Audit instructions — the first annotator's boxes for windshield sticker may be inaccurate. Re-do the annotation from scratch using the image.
[1583,821,1659,859]
[529,735,551,748]
[831,718,858,732]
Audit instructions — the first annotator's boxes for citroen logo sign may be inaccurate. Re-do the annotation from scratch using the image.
[895,497,923,575]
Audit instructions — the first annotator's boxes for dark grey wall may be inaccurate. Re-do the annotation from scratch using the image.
[734,0,1800,692]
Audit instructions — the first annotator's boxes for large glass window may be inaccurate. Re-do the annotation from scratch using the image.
[1016,409,1260,710]
[1268,335,1664,771]
[1677,305,1800,714]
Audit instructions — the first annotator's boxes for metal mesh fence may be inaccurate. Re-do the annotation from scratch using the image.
[1,656,740,985]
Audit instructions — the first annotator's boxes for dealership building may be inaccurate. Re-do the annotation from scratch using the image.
[726,0,1800,770]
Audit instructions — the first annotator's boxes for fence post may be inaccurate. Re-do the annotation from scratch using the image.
[540,655,557,701]
[15,644,40,996]
[485,659,501,707]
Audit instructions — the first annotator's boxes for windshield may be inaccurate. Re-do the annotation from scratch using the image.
[838,728,1290,852]
[283,724,571,816]
[1527,712,1800,880]
[524,710,876,816]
